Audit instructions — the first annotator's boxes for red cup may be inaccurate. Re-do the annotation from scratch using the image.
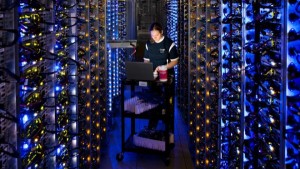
[158,65,167,82]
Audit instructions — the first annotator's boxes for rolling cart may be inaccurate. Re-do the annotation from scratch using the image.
[116,78,174,166]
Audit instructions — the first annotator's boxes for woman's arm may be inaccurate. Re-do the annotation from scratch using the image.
[155,59,178,72]
[167,59,178,69]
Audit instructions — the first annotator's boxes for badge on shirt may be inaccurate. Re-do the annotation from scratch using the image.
[159,48,165,53]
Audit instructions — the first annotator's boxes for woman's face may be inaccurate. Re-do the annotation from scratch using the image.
[150,30,163,43]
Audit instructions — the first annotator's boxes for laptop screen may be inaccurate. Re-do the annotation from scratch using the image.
[125,61,155,81]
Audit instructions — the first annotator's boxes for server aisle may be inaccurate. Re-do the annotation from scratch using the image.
[99,93,194,169]
[2,0,300,169]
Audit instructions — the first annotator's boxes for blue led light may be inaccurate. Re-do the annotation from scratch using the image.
[23,143,29,150]
[19,3,27,10]
[20,32,25,38]
[57,147,61,154]
[56,86,61,91]
[55,65,61,71]
[22,114,29,124]
[55,44,61,49]
[20,60,28,67]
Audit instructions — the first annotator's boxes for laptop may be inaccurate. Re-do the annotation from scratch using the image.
[125,61,155,81]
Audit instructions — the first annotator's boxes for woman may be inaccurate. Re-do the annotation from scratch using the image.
[144,22,178,75]
[143,22,178,132]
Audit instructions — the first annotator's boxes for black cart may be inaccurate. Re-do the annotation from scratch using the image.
[116,78,174,166]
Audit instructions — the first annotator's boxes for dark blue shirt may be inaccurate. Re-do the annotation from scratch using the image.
[144,36,178,73]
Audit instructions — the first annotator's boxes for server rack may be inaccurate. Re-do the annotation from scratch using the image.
[176,0,189,119]
[0,1,19,168]
[0,0,107,168]
[183,0,299,168]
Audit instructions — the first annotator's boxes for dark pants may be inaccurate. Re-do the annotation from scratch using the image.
[147,76,175,132]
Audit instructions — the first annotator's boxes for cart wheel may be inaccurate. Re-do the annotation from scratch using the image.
[164,157,170,166]
[116,153,124,161]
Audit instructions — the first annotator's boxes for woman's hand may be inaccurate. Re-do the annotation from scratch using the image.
[155,65,167,73]
[155,66,160,72]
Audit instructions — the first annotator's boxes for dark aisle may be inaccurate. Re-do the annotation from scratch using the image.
[99,97,194,169]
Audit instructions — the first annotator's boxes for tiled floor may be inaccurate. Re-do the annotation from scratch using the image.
[99,97,194,169]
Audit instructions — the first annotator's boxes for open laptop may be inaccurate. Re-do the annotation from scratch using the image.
[125,61,155,81]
